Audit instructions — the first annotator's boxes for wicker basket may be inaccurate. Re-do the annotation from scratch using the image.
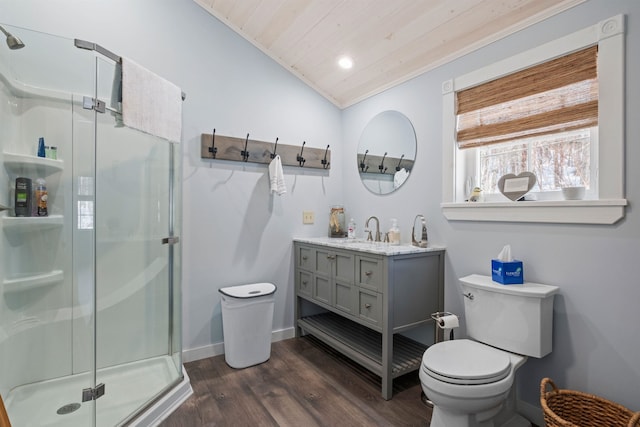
[540,377,640,427]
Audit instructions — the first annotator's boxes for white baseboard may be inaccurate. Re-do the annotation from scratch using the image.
[182,327,296,363]
[518,399,544,426]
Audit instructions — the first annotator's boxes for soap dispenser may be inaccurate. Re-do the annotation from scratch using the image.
[388,218,400,245]
[412,215,428,248]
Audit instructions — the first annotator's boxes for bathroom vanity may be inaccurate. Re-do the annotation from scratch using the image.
[293,237,445,400]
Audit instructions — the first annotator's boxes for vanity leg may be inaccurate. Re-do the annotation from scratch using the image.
[381,327,393,400]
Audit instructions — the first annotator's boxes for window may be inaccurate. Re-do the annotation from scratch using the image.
[441,15,626,224]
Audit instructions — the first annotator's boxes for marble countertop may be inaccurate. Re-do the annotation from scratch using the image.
[294,237,445,256]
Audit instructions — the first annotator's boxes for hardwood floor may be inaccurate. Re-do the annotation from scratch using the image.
[161,336,432,426]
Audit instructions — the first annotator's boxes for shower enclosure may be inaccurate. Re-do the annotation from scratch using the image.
[0,24,190,426]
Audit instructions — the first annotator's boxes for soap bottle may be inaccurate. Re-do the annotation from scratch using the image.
[347,218,356,239]
[35,178,48,217]
[388,218,400,245]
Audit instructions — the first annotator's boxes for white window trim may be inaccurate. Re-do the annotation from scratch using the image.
[441,15,627,225]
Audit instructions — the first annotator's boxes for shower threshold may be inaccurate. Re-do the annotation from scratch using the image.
[5,355,187,426]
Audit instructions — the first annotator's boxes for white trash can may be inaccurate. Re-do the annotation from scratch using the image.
[219,282,277,368]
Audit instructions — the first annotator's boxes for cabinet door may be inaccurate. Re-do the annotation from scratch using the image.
[334,250,355,284]
[357,255,384,292]
[297,270,313,298]
[333,280,356,315]
[313,275,331,305]
[297,245,314,271]
[357,288,383,328]
[314,247,333,275]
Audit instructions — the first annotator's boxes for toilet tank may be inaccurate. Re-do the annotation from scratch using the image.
[460,274,559,358]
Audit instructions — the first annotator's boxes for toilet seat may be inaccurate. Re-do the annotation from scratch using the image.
[423,339,511,385]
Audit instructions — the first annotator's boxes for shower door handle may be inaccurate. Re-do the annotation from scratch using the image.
[162,236,180,245]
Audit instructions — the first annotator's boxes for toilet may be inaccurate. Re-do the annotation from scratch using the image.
[420,274,559,427]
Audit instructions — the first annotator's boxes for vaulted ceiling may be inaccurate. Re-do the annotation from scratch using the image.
[194,0,585,108]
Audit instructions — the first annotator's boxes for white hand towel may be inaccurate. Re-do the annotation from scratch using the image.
[121,57,182,142]
[269,155,286,195]
[394,167,410,188]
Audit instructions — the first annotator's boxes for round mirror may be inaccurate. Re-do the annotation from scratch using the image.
[357,111,416,194]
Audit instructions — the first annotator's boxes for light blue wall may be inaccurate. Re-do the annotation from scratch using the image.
[342,0,640,412]
[2,0,639,415]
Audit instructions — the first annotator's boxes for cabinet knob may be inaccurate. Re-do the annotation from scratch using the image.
[302,256,308,260]
[302,280,308,285]
[364,303,372,309]
[327,255,336,260]
[365,270,373,276]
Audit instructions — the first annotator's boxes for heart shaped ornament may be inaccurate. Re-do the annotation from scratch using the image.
[497,172,537,201]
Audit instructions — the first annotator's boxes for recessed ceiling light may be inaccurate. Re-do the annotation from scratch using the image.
[338,56,353,70]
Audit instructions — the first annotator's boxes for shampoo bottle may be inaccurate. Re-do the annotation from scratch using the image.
[35,178,48,217]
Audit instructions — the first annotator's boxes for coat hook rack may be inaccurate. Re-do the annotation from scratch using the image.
[270,137,279,159]
[297,141,306,167]
[357,151,414,174]
[241,133,250,162]
[322,145,330,169]
[378,152,388,174]
[200,132,330,169]
[360,150,369,172]
[209,128,217,159]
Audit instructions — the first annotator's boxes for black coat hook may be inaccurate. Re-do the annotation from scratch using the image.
[379,152,388,174]
[360,149,369,172]
[322,145,330,169]
[395,154,405,171]
[297,141,306,167]
[241,133,250,162]
[208,128,217,159]
[270,137,279,159]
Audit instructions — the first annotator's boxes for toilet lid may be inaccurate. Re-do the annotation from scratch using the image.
[423,339,511,385]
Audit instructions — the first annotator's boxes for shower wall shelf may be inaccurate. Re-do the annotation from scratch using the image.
[3,151,64,175]
[2,151,65,295]
[2,215,64,232]
[3,270,64,294]
[200,132,331,169]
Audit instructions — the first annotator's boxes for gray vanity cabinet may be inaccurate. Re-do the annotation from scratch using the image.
[294,240,445,400]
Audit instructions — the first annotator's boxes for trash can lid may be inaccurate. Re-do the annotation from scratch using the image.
[219,282,277,299]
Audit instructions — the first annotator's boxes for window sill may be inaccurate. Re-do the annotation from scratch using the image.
[441,199,627,224]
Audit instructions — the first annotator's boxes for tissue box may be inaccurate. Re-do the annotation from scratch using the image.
[491,259,524,284]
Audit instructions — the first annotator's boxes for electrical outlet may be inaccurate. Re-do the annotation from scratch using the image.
[302,211,315,224]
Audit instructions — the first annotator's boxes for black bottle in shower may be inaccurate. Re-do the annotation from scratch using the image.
[14,177,32,217]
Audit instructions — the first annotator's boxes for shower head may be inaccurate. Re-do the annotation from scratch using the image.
[0,24,25,50]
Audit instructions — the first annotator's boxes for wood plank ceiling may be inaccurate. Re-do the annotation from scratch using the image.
[194,0,585,109]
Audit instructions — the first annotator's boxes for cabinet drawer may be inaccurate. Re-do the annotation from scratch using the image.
[357,256,383,292]
[297,270,313,297]
[297,245,314,271]
[358,289,382,327]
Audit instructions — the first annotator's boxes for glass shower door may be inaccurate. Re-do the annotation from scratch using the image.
[93,57,182,426]
[0,25,97,427]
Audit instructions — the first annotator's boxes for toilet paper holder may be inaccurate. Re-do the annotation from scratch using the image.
[431,311,454,325]
[431,311,459,342]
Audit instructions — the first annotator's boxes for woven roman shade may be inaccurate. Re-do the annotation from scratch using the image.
[456,45,598,149]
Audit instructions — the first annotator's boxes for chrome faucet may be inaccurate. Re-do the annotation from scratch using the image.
[412,214,428,248]
[365,216,381,242]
